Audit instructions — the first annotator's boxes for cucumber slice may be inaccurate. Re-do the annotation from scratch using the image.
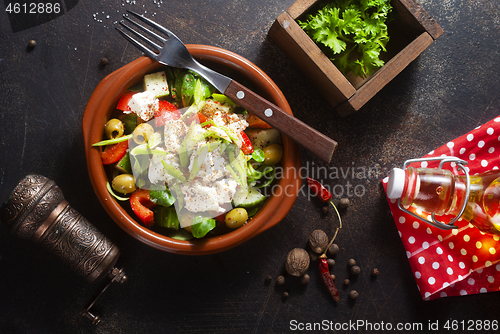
[233,187,266,208]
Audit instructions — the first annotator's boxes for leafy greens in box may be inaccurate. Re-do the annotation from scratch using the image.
[298,0,394,78]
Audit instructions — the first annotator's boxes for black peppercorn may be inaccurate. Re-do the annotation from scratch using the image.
[100,57,108,66]
[331,274,336,281]
[265,275,272,282]
[348,258,356,267]
[283,291,289,298]
[301,274,310,285]
[351,265,361,275]
[28,40,36,48]
[349,290,359,300]
[277,275,285,285]
[321,206,329,214]
[327,243,339,256]
[372,268,380,277]
[327,258,335,267]
[344,279,350,285]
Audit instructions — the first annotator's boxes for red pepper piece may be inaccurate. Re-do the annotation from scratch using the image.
[154,100,181,127]
[116,91,138,112]
[240,131,254,155]
[130,189,156,227]
[306,177,332,202]
[319,257,339,302]
[101,140,128,165]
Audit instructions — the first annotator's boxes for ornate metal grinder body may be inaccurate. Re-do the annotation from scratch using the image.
[1,174,126,324]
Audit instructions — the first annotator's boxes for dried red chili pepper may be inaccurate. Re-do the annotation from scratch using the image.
[306,177,332,202]
[318,255,339,302]
[306,177,343,301]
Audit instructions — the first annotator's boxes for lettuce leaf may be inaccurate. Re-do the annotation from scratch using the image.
[190,216,216,238]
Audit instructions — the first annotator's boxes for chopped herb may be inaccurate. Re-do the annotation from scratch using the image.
[298,0,393,78]
[92,134,133,147]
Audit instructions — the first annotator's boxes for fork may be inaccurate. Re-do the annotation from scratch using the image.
[117,11,337,163]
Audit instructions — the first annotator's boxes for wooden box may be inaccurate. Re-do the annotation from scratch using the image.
[268,0,443,116]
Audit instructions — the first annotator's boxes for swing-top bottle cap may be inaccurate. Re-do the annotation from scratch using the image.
[387,168,405,199]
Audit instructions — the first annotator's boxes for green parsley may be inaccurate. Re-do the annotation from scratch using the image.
[298,0,393,78]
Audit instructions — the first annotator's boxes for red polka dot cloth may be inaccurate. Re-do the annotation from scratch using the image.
[382,116,500,300]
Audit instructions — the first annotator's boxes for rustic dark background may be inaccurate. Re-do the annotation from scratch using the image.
[1,0,500,333]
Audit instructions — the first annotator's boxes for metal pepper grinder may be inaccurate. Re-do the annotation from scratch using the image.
[0,174,127,325]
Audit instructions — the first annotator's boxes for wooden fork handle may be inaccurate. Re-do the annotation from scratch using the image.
[224,80,337,163]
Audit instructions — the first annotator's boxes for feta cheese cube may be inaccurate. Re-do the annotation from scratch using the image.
[189,145,225,182]
[181,181,223,213]
[129,91,158,122]
[163,119,188,153]
[144,71,170,98]
[148,150,180,186]
[214,178,238,205]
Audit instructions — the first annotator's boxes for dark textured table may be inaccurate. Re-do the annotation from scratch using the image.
[1,1,500,333]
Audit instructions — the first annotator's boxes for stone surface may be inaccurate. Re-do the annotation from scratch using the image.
[1,0,499,332]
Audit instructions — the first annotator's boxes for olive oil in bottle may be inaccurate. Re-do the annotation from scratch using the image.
[387,166,500,236]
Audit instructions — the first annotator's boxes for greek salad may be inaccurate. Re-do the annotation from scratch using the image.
[93,67,283,240]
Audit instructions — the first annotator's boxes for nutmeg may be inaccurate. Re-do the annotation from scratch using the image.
[285,248,310,277]
[309,229,329,254]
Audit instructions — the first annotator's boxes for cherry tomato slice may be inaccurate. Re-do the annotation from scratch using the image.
[214,213,225,224]
[186,112,212,128]
[130,189,156,226]
[154,100,181,127]
[240,131,254,155]
[116,91,138,112]
[101,140,128,165]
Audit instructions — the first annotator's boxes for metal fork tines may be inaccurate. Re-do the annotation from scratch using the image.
[116,10,231,93]
[115,11,338,163]
[118,12,166,59]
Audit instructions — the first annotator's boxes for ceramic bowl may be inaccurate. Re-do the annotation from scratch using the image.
[82,45,301,255]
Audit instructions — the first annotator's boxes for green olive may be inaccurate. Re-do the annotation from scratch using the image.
[105,118,124,139]
[263,144,283,165]
[112,174,136,194]
[225,208,248,229]
[132,123,154,145]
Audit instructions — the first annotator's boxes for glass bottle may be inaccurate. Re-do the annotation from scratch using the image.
[387,158,500,236]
